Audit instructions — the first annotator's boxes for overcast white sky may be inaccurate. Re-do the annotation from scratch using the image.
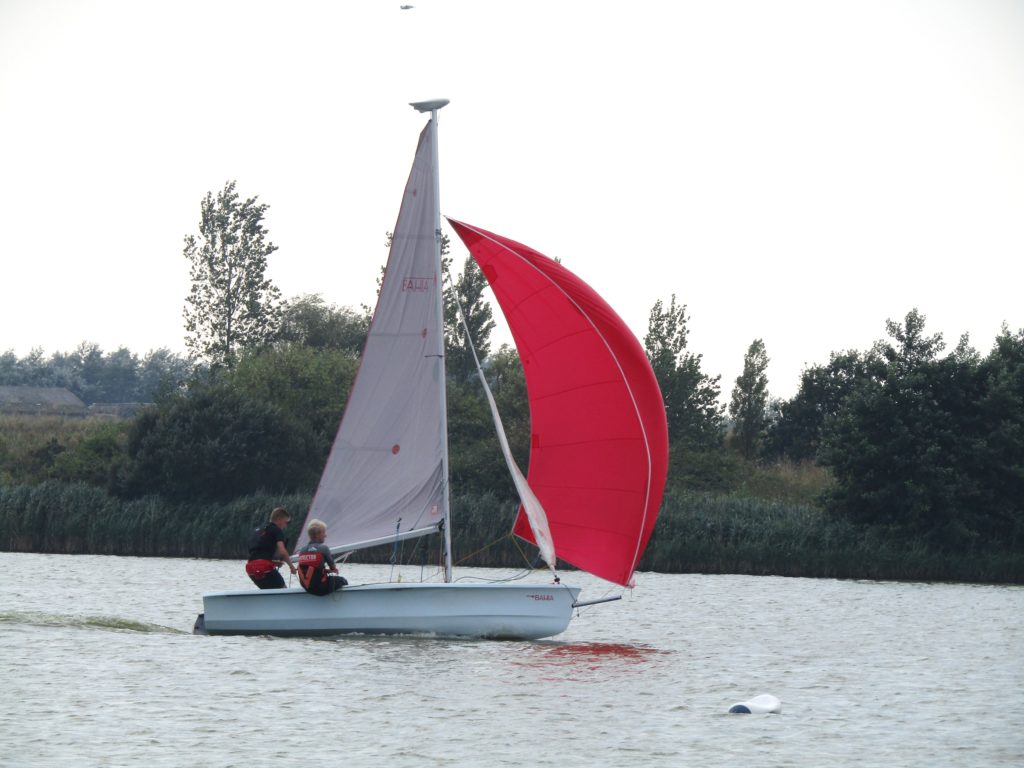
[2,0,1021,400]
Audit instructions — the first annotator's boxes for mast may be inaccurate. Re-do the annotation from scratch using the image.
[410,99,452,581]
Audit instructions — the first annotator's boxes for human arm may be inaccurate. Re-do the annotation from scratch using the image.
[321,545,339,574]
[274,541,297,573]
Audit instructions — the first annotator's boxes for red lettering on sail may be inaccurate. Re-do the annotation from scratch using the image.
[402,277,431,292]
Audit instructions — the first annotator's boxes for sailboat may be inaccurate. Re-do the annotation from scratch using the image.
[195,100,668,640]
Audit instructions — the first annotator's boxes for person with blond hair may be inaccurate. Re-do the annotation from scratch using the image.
[245,506,297,589]
[297,518,348,596]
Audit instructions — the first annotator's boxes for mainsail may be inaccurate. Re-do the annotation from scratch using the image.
[298,123,447,555]
[448,220,669,587]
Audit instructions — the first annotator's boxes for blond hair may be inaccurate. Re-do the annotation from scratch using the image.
[306,518,327,538]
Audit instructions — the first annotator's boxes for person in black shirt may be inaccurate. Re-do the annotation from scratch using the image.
[245,507,297,589]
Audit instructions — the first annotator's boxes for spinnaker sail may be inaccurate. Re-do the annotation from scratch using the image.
[448,219,669,587]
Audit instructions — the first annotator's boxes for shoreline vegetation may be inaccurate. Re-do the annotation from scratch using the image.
[2,482,1020,584]
[2,307,1021,586]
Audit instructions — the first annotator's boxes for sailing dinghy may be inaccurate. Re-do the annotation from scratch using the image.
[196,100,668,640]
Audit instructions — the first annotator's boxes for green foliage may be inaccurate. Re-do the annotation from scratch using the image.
[1,478,1019,581]
[6,279,1023,582]
[819,310,1024,550]
[51,420,129,487]
[729,459,834,508]
[487,345,531,467]
[639,488,1021,582]
[0,482,308,557]
[972,326,1024,542]
[446,378,516,499]
[116,382,320,501]
[229,344,359,444]
[729,338,770,459]
[0,415,127,486]
[0,345,191,404]
[183,180,283,367]
[443,344,534,500]
[667,442,741,493]
[763,350,879,461]
[278,293,370,354]
[645,295,725,450]
[445,256,496,380]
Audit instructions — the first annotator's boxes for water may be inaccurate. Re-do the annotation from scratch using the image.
[1,553,1021,767]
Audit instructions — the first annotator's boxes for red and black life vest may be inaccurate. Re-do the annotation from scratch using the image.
[298,549,328,594]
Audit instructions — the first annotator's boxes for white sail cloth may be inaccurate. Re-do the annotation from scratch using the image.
[298,123,446,554]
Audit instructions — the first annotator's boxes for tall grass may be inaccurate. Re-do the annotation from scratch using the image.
[0,481,309,558]
[1,480,1020,582]
[641,489,1023,583]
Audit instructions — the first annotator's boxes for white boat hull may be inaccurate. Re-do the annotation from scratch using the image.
[198,582,582,640]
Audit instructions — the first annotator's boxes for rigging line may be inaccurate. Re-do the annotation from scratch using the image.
[450,536,548,584]
[388,517,402,582]
[452,532,513,567]
[444,270,558,575]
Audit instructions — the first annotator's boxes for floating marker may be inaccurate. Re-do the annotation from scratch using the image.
[728,694,782,714]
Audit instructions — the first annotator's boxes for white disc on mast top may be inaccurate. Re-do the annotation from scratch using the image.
[410,99,450,113]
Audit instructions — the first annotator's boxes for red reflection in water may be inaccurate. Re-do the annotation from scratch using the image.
[514,642,667,672]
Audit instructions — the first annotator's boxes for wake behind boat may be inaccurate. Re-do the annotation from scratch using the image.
[196,100,668,640]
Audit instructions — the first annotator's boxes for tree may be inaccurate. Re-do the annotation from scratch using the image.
[117,383,320,501]
[729,339,769,459]
[763,350,880,462]
[183,181,282,367]
[645,295,729,490]
[819,310,987,547]
[964,325,1024,546]
[230,344,360,444]
[278,293,370,355]
[0,345,191,404]
[445,256,496,380]
[137,348,193,401]
[644,295,725,449]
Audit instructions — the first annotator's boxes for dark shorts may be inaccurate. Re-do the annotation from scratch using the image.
[305,574,348,596]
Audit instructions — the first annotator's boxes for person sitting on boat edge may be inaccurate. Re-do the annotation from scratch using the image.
[245,506,297,589]
[297,519,348,596]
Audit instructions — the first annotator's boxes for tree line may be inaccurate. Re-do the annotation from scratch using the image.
[0,180,1020,578]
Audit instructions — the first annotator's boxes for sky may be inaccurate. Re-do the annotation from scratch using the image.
[1,0,1022,401]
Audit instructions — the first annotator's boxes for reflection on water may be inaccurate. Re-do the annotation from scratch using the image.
[516,641,667,671]
[1,554,1022,768]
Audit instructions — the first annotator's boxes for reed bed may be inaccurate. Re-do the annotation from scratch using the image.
[642,489,1023,583]
[0,482,1019,582]
[0,481,309,558]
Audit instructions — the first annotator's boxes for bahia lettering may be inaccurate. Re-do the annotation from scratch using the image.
[402,277,432,292]
[526,594,553,601]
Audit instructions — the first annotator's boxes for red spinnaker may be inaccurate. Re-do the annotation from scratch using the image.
[448,219,669,587]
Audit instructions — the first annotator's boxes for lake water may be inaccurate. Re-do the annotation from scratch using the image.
[1,552,1021,767]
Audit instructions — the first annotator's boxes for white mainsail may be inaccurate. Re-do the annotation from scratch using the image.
[299,122,447,555]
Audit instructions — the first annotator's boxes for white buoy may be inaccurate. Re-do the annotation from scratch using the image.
[728,694,782,714]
